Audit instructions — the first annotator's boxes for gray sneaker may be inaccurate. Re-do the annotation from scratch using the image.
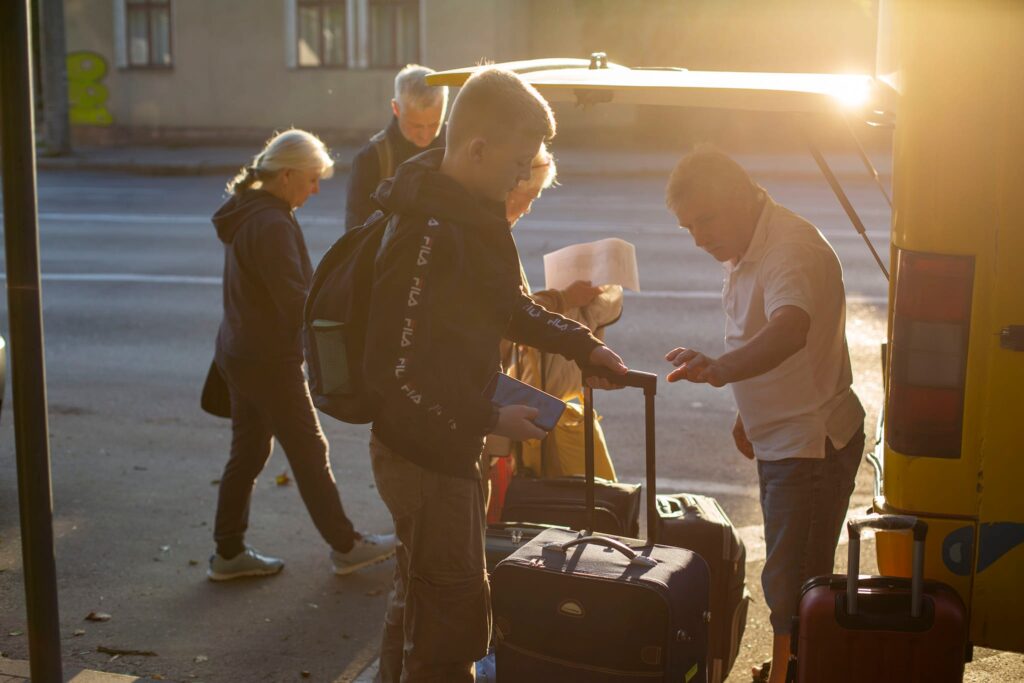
[207,547,284,581]
[330,533,398,576]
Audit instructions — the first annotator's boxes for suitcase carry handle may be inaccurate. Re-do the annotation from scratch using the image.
[582,368,658,543]
[846,514,928,618]
[547,535,657,568]
[847,514,926,539]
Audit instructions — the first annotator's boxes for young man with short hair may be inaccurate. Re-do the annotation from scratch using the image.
[364,67,628,682]
[663,147,865,683]
[345,64,448,231]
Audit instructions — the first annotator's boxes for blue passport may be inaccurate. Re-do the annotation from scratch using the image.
[484,373,567,433]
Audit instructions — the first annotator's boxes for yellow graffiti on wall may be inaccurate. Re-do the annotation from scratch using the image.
[67,51,113,125]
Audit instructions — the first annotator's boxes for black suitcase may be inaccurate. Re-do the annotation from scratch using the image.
[656,493,749,683]
[497,345,641,537]
[491,369,711,682]
[485,521,569,574]
[500,475,641,537]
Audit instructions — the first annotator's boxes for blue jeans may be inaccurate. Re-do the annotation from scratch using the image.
[757,428,864,634]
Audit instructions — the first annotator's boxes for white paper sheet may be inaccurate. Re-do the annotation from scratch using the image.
[543,238,640,292]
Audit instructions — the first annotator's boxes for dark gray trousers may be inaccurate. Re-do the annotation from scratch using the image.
[213,353,355,557]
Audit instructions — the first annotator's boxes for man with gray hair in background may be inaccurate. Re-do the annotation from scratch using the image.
[345,64,448,231]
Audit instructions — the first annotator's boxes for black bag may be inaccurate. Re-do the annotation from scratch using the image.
[500,475,640,537]
[200,360,231,418]
[491,370,710,682]
[656,493,749,683]
[303,211,395,424]
[485,521,569,574]
[499,349,641,537]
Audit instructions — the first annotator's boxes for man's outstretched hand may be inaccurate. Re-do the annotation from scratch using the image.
[665,347,730,387]
[585,345,629,390]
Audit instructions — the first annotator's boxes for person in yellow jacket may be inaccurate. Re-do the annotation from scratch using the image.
[485,145,622,491]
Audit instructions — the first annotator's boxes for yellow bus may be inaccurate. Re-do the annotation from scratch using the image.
[870,0,1024,654]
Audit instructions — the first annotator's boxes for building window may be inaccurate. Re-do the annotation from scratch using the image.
[124,0,172,68]
[285,0,420,70]
[368,0,419,68]
[297,0,348,68]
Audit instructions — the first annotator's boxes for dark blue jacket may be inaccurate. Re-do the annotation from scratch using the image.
[213,190,311,363]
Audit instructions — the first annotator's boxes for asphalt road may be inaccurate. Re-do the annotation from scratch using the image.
[1,165,1016,681]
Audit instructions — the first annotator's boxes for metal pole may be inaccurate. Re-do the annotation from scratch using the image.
[584,384,595,534]
[0,2,65,681]
[644,391,657,544]
[39,0,72,155]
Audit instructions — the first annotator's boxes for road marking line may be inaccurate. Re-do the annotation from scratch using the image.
[19,212,889,242]
[626,291,887,304]
[21,272,221,285]
[0,272,888,304]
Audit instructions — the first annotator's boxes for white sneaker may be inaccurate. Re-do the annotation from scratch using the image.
[207,547,284,581]
[330,533,397,576]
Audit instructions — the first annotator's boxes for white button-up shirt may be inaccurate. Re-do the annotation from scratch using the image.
[723,194,864,461]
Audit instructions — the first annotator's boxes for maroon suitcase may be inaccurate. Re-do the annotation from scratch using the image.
[790,515,970,682]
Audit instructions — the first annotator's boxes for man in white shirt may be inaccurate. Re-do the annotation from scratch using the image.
[663,147,864,683]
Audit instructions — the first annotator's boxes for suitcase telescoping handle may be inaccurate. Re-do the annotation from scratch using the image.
[581,367,658,543]
[846,514,928,618]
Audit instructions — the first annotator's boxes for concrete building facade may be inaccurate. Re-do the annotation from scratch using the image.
[59,0,878,146]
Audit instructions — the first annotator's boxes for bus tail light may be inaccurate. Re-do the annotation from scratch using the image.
[886,250,974,458]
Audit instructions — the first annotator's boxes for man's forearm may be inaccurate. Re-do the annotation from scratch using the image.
[718,308,808,383]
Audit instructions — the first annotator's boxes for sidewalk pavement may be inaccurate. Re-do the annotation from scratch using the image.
[36,144,892,182]
[0,657,152,682]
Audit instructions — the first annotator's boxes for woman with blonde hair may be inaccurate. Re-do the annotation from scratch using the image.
[485,145,623,518]
[208,129,395,580]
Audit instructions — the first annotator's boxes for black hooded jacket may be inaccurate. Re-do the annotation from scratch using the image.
[345,117,446,232]
[364,149,602,479]
[213,189,312,363]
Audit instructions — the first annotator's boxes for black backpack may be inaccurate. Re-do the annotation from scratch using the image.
[304,210,396,424]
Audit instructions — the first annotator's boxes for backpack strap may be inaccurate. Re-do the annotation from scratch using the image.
[370,128,395,181]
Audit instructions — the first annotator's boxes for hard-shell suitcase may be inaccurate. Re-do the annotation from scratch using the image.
[656,493,749,683]
[500,475,641,536]
[491,369,711,682]
[791,514,970,683]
